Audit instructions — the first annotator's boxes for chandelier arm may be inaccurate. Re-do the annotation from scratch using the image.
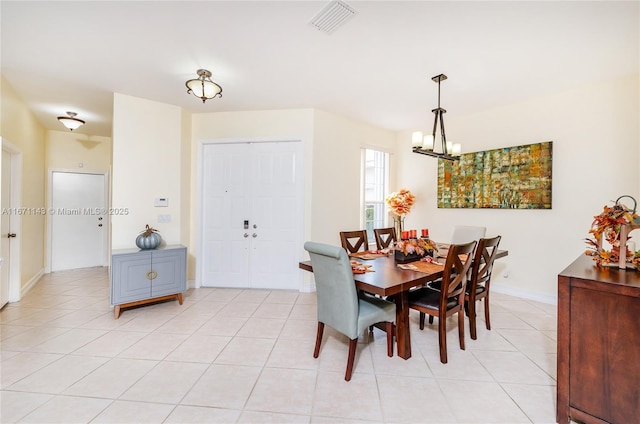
[439,110,447,155]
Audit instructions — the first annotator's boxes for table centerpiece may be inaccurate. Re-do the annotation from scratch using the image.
[394,236,437,264]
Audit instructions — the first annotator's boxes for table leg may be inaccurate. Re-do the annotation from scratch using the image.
[394,290,411,359]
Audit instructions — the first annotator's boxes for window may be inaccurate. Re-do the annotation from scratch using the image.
[362,148,389,244]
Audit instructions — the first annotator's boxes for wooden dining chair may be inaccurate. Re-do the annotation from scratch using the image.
[303,241,396,381]
[373,227,396,250]
[466,235,502,340]
[408,240,477,363]
[339,230,369,253]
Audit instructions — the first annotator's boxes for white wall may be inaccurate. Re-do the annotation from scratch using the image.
[46,130,111,172]
[311,109,396,245]
[397,73,640,302]
[112,93,183,249]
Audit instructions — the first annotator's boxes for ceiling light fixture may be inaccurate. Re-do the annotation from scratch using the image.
[186,69,222,103]
[412,74,461,161]
[57,111,85,131]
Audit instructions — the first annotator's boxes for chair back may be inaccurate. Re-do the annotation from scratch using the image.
[373,227,396,250]
[469,235,502,292]
[451,225,486,244]
[304,241,360,339]
[441,241,477,306]
[339,230,369,253]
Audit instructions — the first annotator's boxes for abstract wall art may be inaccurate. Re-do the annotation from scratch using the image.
[437,141,552,209]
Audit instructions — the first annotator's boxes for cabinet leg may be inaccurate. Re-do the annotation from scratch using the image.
[177,293,183,305]
[114,305,121,319]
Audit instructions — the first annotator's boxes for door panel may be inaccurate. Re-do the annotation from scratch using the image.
[1,151,11,308]
[51,172,106,271]
[200,141,303,289]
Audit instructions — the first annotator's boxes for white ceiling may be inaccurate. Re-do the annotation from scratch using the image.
[2,1,638,138]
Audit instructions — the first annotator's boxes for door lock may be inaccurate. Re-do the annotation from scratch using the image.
[98,224,103,227]
[7,233,16,238]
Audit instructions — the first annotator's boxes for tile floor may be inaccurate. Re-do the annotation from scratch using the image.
[1,267,558,423]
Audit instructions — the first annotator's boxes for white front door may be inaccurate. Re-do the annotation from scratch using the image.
[200,140,303,289]
[1,151,12,308]
[51,171,107,271]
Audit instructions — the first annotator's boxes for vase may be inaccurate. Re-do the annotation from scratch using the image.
[393,215,405,239]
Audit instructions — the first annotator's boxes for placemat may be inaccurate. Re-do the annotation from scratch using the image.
[397,260,444,274]
[349,251,390,260]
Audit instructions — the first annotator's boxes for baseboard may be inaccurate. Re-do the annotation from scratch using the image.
[187,279,196,290]
[17,268,45,301]
[491,282,557,305]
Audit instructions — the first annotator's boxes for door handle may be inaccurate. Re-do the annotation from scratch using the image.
[252,233,258,238]
[244,233,249,238]
[7,233,16,238]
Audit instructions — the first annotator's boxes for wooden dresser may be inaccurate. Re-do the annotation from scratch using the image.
[557,254,640,424]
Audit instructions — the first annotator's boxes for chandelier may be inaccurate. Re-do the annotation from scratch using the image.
[57,111,85,131]
[412,74,461,161]
[186,69,223,103]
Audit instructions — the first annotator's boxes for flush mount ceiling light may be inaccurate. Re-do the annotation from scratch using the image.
[412,74,461,161]
[186,69,223,103]
[57,111,85,131]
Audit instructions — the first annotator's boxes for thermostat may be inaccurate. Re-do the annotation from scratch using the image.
[154,198,168,207]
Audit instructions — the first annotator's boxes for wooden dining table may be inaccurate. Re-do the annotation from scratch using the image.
[299,248,508,360]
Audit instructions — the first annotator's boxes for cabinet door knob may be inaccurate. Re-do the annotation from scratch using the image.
[146,270,158,280]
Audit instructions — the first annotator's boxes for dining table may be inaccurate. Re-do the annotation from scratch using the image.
[299,247,508,360]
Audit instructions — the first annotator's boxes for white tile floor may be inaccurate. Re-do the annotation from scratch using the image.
[1,267,558,423]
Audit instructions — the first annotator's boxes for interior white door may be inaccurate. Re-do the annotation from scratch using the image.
[249,142,303,289]
[1,151,12,308]
[200,141,303,289]
[51,172,107,271]
[201,144,251,288]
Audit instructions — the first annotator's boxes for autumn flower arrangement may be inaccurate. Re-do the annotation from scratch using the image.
[585,197,640,267]
[385,189,415,216]
[395,237,437,256]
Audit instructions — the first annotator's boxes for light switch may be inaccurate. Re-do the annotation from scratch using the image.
[155,198,168,207]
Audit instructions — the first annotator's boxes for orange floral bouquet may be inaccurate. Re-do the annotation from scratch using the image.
[385,189,415,216]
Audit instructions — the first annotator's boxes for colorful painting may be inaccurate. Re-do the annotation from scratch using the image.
[437,141,552,209]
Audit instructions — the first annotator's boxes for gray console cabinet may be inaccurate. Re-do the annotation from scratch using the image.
[111,244,187,318]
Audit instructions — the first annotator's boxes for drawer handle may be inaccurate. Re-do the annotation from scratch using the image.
[146,270,158,280]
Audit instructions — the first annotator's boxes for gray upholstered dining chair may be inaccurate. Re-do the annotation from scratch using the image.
[451,225,486,244]
[304,241,396,381]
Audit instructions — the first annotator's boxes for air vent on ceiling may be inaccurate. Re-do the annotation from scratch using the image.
[309,1,357,34]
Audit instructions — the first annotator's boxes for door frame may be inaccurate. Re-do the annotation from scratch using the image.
[46,169,110,273]
[195,137,304,289]
[1,138,23,303]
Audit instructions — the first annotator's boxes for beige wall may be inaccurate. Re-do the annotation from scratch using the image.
[311,109,396,245]
[0,76,46,292]
[397,73,640,301]
[46,130,111,172]
[111,93,184,249]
